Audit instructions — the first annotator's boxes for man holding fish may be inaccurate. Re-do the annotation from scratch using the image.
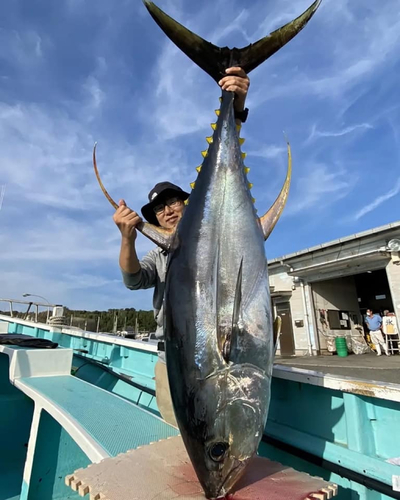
[113,67,251,339]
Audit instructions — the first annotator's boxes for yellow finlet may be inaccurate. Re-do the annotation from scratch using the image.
[242,152,247,160]
[201,150,208,158]
[239,138,246,146]
[244,167,250,174]
[236,124,242,133]
[215,109,220,116]
[196,166,202,173]
[190,182,196,190]
[248,183,253,189]
[219,97,222,103]
[252,198,256,204]
[206,137,213,144]
[211,123,217,131]
[184,199,189,206]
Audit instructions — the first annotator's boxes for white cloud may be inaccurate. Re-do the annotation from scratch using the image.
[0,268,154,311]
[60,273,120,290]
[149,42,214,139]
[82,76,105,113]
[249,144,287,159]
[251,1,400,107]
[285,163,355,215]
[0,102,95,209]
[208,8,252,45]
[353,179,400,221]
[0,29,45,66]
[306,122,373,143]
[0,185,5,211]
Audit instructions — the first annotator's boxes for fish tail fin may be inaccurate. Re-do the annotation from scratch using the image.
[143,0,321,83]
[259,137,292,240]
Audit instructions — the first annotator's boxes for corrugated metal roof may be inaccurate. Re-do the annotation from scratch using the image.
[268,220,400,265]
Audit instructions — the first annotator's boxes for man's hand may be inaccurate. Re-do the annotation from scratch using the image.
[113,200,142,241]
[218,67,250,112]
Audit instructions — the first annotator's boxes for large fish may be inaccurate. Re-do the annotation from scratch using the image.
[94,1,320,497]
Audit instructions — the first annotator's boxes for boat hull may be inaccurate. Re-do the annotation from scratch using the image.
[1,315,399,500]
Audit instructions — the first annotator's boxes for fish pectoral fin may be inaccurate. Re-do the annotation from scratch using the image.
[136,222,176,252]
[259,138,292,240]
[93,143,175,252]
[143,0,321,82]
[93,143,118,210]
[273,316,282,354]
[223,258,243,363]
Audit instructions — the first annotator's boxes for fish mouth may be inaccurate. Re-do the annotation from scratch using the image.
[207,462,245,500]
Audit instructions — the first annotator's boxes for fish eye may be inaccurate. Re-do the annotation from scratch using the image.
[209,442,229,462]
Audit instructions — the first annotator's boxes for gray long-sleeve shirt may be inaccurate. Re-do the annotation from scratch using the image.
[121,247,168,338]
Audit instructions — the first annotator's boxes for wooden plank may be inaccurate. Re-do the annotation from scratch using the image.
[66,436,337,500]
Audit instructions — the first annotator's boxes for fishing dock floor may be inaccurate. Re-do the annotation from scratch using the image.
[275,352,400,386]
[66,435,337,500]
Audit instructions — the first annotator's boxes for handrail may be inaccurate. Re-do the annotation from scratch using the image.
[0,298,62,323]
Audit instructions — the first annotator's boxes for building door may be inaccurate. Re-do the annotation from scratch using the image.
[276,302,295,356]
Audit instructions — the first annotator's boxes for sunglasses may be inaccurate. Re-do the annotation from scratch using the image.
[153,196,183,215]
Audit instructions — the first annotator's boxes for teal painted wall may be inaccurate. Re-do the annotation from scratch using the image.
[0,354,34,500]
[27,410,91,500]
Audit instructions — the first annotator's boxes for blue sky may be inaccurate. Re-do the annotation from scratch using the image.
[1,0,400,312]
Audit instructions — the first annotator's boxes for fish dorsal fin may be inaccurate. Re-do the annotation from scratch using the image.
[93,143,176,252]
[222,258,243,363]
[259,139,292,241]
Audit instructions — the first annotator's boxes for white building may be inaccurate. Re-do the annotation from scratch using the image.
[269,221,400,356]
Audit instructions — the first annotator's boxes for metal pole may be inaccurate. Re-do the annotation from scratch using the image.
[24,303,32,320]
[300,280,313,356]
[22,294,51,323]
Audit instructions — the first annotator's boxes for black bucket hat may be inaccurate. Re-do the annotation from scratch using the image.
[141,181,190,226]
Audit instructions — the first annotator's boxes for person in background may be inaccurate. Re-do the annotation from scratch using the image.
[365,309,390,356]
